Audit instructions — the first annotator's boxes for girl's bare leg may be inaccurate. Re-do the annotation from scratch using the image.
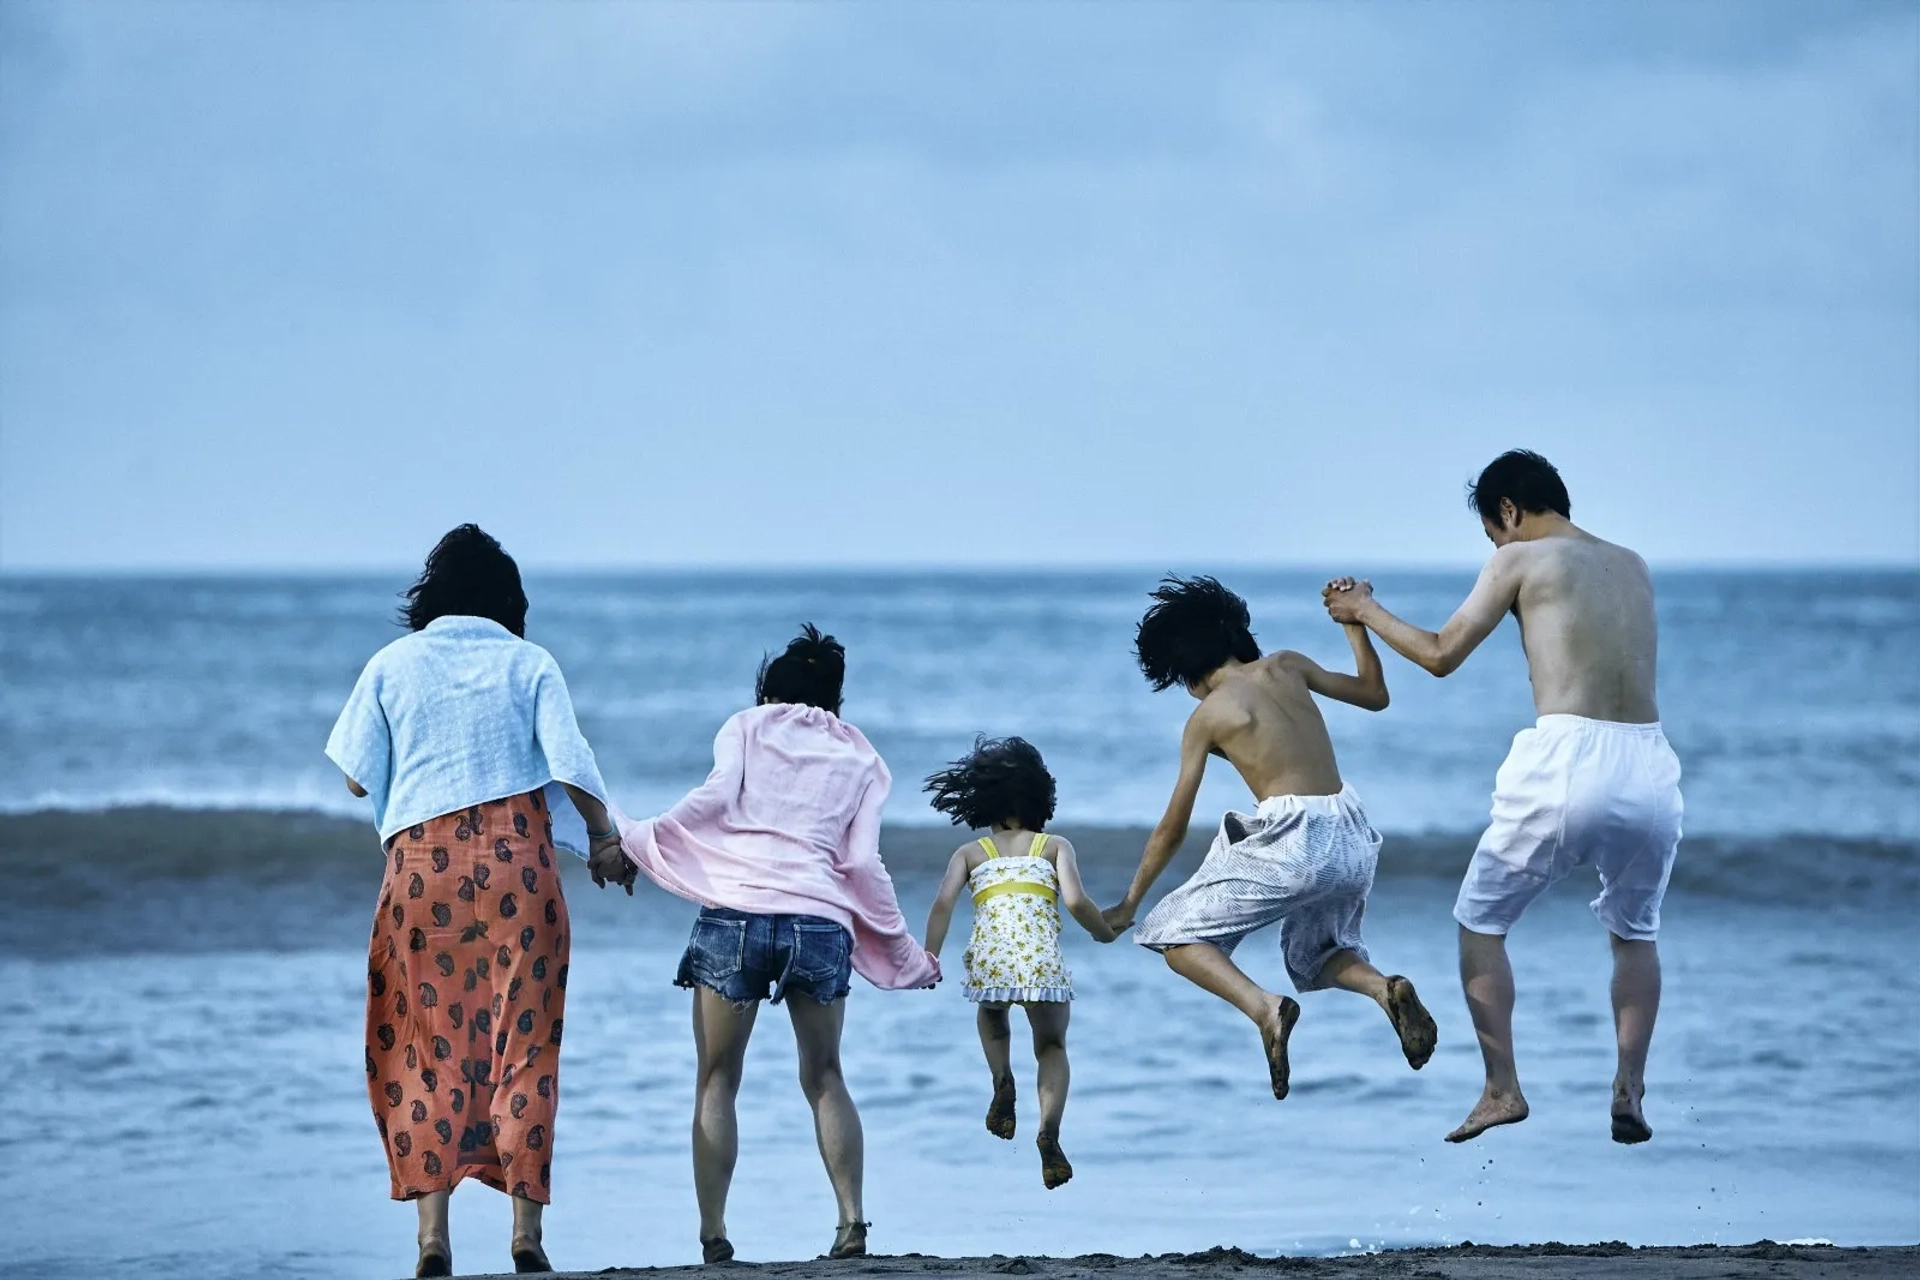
[977,1004,1016,1138]
[1023,1002,1075,1188]
[787,995,865,1237]
[691,989,760,1245]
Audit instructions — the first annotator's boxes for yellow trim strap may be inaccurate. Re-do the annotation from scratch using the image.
[973,880,1057,906]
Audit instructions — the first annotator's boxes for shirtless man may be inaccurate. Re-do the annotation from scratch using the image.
[1323,449,1683,1145]
[1104,575,1437,1100]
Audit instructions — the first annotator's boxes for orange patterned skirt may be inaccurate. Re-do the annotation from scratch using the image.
[366,790,569,1203]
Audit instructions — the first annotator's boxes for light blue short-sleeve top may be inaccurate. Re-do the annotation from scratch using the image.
[324,616,610,855]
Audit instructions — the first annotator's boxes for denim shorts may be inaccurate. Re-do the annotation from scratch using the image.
[675,906,853,1007]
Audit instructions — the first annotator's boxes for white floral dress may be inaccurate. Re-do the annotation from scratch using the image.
[963,835,1072,1003]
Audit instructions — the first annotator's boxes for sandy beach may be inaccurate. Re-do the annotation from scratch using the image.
[443,1243,1920,1280]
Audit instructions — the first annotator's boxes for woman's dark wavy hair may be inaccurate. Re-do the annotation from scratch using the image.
[1468,449,1571,525]
[400,524,528,637]
[1134,574,1260,691]
[924,736,1057,832]
[755,623,846,716]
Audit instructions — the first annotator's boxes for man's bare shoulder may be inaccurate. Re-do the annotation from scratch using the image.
[1190,684,1258,735]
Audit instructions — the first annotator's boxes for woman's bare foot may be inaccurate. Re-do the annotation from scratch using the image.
[1260,997,1302,1100]
[827,1220,869,1260]
[1611,1081,1653,1144]
[1383,975,1437,1070]
[510,1233,552,1274]
[1037,1129,1074,1189]
[702,1236,736,1264]
[1446,1087,1530,1142]
[414,1239,452,1278]
[985,1072,1016,1139]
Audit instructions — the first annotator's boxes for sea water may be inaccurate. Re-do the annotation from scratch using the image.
[1,569,1915,1278]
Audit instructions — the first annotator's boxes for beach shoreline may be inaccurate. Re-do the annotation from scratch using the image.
[439,1243,1920,1280]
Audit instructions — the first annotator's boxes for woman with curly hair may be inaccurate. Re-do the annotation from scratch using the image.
[921,736,1115,1189]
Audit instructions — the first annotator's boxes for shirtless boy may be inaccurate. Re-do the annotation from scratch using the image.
[1104,576,1437,1100]
[1324,449,1683,1145]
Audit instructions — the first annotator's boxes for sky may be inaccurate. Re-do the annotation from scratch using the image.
[1,1,1915,571]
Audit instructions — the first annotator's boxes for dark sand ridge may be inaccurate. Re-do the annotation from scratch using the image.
[424,1243,1919,1280]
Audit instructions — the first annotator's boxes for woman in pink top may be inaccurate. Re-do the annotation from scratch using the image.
[590,626,939,1264]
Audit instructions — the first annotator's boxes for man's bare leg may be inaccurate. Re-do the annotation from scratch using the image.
[1609,934,1660,1144]
[976,1003,1016,1138]
[1316,948,1437,1070]
[1162,942,1300,1099]
[1449,926,1530,1142]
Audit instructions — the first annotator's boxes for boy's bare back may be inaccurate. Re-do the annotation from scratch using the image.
[1194,653,1348,802]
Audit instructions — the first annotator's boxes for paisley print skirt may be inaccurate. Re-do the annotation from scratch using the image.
[366,790,569,1203]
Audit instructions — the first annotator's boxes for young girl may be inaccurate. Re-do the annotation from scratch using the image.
[593,625,939,1263]
[923,737,1115,1189]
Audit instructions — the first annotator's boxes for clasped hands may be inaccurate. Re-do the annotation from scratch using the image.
[588,834,636,894]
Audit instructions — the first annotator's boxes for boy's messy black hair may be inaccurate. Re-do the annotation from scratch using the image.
[400,523,529,637]
[1468,449,1571,525]
[1134,575,1260,691]
[756,623,846,716]
[924,736,1057,832]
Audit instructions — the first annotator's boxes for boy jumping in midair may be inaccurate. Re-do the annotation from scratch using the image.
[1104,576,1437,1098]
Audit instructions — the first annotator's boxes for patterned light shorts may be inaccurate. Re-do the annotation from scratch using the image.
[1134,786,1381,992]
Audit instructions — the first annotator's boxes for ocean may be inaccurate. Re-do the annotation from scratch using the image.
[2,569,1915,1278]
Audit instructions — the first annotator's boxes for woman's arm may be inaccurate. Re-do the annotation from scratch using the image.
[923,848,970,956]
[565,783,632,893]
[1051,838,1117,943]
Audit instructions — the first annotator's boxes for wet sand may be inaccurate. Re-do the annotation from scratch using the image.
[446,1243,1919,1280]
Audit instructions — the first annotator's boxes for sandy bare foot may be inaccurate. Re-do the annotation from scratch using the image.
[1384,975,1437,1070]
[414,1241,452,1278]
[1612,1083,1653,1144]
[1261,997,1302,1100]
[986,1072,1017,1140]
[511,1234,551,1274]
[701,1236,736,1264]
[1446,1089,1530,1142]
[1037,1129,1074,1189]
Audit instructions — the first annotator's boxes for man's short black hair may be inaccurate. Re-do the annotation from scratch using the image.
[924,736,1058,832]
[755,623,846,716]
[400,524,529,637]
[1134,575,1261,692]
[1468,449,1571,525]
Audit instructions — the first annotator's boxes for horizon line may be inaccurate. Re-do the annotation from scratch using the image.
[2,556,1916,578]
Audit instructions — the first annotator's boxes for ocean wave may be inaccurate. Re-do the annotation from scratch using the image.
[3,806,1912,910]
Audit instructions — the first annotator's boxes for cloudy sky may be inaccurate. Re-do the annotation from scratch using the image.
[2,1,1914,570]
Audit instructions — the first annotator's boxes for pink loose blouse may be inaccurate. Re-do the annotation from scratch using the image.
[614,703,941,991]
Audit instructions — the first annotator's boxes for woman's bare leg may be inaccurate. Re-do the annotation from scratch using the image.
[414,1191,450,1275]
[691,989,760,1244]
[787,995,864,1232]
[509,1196,549,1272]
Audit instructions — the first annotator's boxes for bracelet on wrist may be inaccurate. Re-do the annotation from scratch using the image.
[588,827,618,843]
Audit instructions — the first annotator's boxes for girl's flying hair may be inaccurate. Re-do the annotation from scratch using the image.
[1133,574,1261,691]
[400,523,529,638]
[924,735,1058,832]
[755,623,847,716]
